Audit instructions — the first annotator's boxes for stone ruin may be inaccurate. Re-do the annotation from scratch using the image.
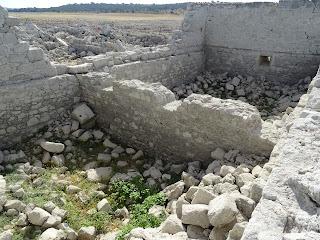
[1,0,320,239]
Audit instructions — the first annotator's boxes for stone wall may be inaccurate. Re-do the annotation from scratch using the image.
[108,51,204,88]
[0,6,80,147]
[0,75,80,147]
[0,6,56,84]
[242,69,320,239]
[79,74,274,163]
[180,2,320,85]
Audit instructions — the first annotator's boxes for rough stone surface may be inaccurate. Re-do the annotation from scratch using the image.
[181,204,210,228]
[208,194,239,227]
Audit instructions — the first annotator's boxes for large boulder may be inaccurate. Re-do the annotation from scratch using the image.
[208,194,239,227]
[181,204,210,228]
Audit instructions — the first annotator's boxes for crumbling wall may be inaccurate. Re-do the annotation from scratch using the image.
[0,75,79,147]
[0,6,80,147]
[108,52,203,88]
[79,74,274,162]
[0,6,56,84]
[242,69,320,239]
[182,2,320,85]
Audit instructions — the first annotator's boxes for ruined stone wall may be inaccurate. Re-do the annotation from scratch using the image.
[107,52,204,89]
[200,3,320,85]
[0,75,79,147]
[0,6,80,147]
[242,69,320,239]
[79,74,274,163]
[0,7,56,84]
[80,45,205,89]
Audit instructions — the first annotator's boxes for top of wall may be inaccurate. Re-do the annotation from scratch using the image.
[0,6,57,85]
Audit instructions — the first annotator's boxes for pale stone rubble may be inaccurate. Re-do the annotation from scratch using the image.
[172,72,311,120]
[0,103,272,240]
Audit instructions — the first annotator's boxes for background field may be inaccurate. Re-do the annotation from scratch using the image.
[11,12,184,24]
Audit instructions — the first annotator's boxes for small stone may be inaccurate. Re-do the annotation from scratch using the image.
[39,228,66,240]
[97,153,111,163]
[43,215,62,228]
[201,173,221,186]
[86,167,113,182]
[4,199,25,212]
[0,230,13,240]
[132,150,143,160]
[211,148,225,161]
[182,172,200,188]
[97,198,112,212]
[40,141,65,154]
[44,201,56,213]
[78,131,93,142]
[16,213,28,226]
[27,207,51,226]
[78,226,96,240]
[114,207,129,219]
[126,148,136,155]
[227,221,248,240]
[92,130,104,140]
[162,181,185,200]
[51,155,65,167]
[226,83,234,91]
[231,77,241,86]
[191,187,217,205]
[42,152,51,164]
[181,204,210,228]
[187,225,206,239]
[236,173,255,188]
[220,165,236,177]
[52,207,67,220]
[208,194,238,227]
[160,214,185,234]
[66,185,81,194]
[71,104,95,125]
[103,139,117,149]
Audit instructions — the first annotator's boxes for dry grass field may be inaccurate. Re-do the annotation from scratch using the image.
[11,12,184,24]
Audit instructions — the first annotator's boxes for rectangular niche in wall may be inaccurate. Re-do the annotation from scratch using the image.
[259,55,272,66]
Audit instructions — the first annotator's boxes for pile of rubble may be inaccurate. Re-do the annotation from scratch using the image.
[172,72,311,119]
[0,103,271,240]
[15,21,171,64]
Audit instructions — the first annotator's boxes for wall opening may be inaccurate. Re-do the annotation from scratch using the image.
[259,55,272,66]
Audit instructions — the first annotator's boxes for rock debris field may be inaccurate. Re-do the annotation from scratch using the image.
[172,72,311,120]
[0,103,271,240]
[1,2,319,240]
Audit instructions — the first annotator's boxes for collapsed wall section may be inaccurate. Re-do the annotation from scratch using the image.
[79,74,274,163]
[202,3,320,85]
[0,6,56,84]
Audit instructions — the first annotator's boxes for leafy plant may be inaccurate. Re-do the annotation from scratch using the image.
[116,193,167,240]
[108,177,158,209]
